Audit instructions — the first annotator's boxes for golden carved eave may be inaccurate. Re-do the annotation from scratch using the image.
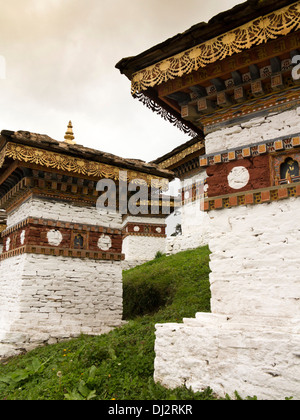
[0,142,171,187]
[156,140,205,170]
[131,1,300,94]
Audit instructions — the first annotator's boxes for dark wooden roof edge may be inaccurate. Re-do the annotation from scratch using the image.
[0,130,175,180]
[151,135,204,165]
[115,0,296,79]
[135,89,203,138]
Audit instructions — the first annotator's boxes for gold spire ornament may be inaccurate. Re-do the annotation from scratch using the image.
[64,121,76,144]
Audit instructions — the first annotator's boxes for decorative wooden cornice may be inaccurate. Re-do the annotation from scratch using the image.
[122,221,166,239]
[1,217,124,262]
[200,86,300,135]
[200,134,300,168]
[0,142,170,187]
[133,92,201,138]
[1,217,122,236]
[131,2,300,94]
[203,183,300,211]
[0,245,124,262]
[156,140,205,170]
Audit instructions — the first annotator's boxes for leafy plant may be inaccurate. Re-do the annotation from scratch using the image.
[64,366,98,400]
[155,251,164,259]
[0,357,51,388]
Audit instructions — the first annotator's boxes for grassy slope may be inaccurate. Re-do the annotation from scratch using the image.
[0,246,215,400]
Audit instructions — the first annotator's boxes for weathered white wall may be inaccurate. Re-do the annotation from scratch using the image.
[208,199,300,318]
[155,313,300,400]
[155,198,300,399]
[167,171,209,255]
[0,197,124,358]
[0,254,123,358]
[122,236,166,269]
[154,106,300,399]
[122,216,168,269]
[205,108,300,155]
[7,197,122,229]
[166,200,209,254]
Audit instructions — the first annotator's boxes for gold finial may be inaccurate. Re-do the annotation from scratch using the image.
[64,120,76,144]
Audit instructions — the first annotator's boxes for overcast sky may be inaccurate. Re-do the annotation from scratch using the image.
[0,0,243,162]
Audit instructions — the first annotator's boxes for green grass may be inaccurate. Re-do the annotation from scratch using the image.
[0,246,215,400]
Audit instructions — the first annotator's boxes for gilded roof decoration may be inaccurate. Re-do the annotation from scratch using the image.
[131,2,300,94]
[0,142,170,188]
[64,120,76,144]
[157,140,204,170]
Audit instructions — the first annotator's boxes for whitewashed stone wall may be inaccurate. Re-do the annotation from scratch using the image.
[208,199,300,318]
[155,199,300,399]
[166,170,207,255]
[167,171,209,255]
[166,201,209,255]
[7,197,122,229]
[122,236,166,270]
[205,108,300,155]
[154,108,300,399]
[0,197,124,358]
[122,216,167,269]
[155,313,300,400]
[0,255,123,358]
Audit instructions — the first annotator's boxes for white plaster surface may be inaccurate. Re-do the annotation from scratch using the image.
[97,234,112,251]
[166,200,209,254]
[20,230,26,245]
[208,199,300,318]
[122,236,166,269]
[166,172,209,255]
[227,166,250,190]
[0,197,124,358]
[5,237,10,251]
[122,215,168,269]
[155,314,300,400]
[0,254,123,358]
[205,108,300,154]
[47,230,63,247]
[154,199,300,400]
[7,197,122,229]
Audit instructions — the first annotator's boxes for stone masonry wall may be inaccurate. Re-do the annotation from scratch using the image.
[0,197,124,358]
[167,172,209,255]
[0,254,122,357]
[122,216,167,269]
[166,200,209,255]
[208,199,300,318]
[205,108,300,155]
[122,236,166,269]
[155,198,300,399]
[154,109,300,399]
[7,197,121,229]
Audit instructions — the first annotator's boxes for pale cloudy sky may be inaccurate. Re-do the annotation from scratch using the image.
[0,0,243,162]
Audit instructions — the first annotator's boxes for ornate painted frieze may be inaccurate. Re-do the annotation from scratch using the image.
[1,218,124,261]
[156,140,205,170]
[0,142,170,188]
[200,134,300,211]
[200,86,300,135]
[0,171,99,212]
[180,180,207,206]
[122,222,166,239]
[203,183,300,211]
[200,135,300,168]
[131,2,300,94]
